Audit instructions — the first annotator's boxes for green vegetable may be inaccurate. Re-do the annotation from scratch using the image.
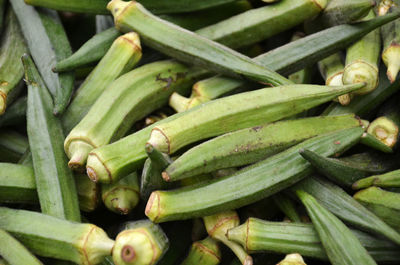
[0,96,26,128]
[181,237,221,265]
[381,5,400,82]
[272,193,302,223]
[276,254,306,265]
[24,0,109,14]
[0,130,29,163]
[359,131,394,153]
[75,174,101,212]
[353,169,400,189]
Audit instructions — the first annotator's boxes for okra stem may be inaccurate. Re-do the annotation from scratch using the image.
[353,169,400,189]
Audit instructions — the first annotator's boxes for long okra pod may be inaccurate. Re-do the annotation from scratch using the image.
[0,9,27,115]
[108,0,292,86]
[163,115,364,181]
[147,83,363,154]
[23,54,80,222]
[291,176,400,244]
[0,130,29,163]
[61,32,142,133]
[181,237,221,265]
[0,207,115,265]
[343,10,381,95]
[145,127,364,223]
[0,229,43,265]
[65,60,206,170]
[353,169,400,189]
[382,5,400,82]
[24,0,109,14]
[296,190,377,265]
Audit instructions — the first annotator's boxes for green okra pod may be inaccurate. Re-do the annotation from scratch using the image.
[296,190,377,265]
[55,28,121,73]
[108,0,292,86]
[0,207,115,265]
[0,163,37,204]
[227,218,400,262]
[147,83,364,154]
[24,0,109,14]
[276,254,306,265]
[381,5,400,82]
[0,130,29,163]
[101,172,140,215]
[23,54,80,222]
[62,32,142,133]
[0,229,43,265]
[113,220,169,265]
[353,169,400,189]
[75,174,101,212]
[65,60,205,170]
[145,127,364,223]
[0,9,27,115]
[163,114,364,181]
[343,10,381,95]
[354,187,400,231]
[291,176,400,244]
[136,0,238,14]
[0,96,26,128]
[96,15,114,33]
[272,193,302,223]
[181,237,221,265]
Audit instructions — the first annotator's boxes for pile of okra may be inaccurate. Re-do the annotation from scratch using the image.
[2,0,400,264]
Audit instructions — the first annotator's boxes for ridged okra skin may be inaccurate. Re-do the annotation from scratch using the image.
[145,127,364,223]
[353,169,400,189]
[147,83,364,154]
[113,220,169,265]
[108,0,292,86]
[196,0,327,49]
[62,32,142,133]
[296,190,377,265]
[272,193,302,223]
[227,218,400,263]
[64,60,206,170]
[23,54,81,222]
[382,6,400,83]
[354,187,400,231]
[181,237,221,265]
[136,0,238,14]
[24,0,109,14]
[343,10,381,95]
[0,9,27,115]
[0,207,115,265]
[163,115,363,182]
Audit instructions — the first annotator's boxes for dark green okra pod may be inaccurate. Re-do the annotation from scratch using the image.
[272,193,302,223]
[353,169,400,189]
[24,0,110,14]
[181,237,221,265]
[0,130,29,163]
[23,54,80,222]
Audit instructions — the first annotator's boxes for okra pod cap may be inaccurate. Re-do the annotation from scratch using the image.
[343,61,379,95]
[277,254,306,265]
[367,116,399,148]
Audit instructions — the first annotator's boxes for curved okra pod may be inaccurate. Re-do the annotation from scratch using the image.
[145,127,364,223]
[101,172,140,215]
[291,176,400,245]
[75,174,101,212]
[65,60,205,170]
[23,54,80,222]
[354,187,400,231]
[343,10,381,95]
[108,0,292,86]
[147,83,364,154]
[181,237,221,265]
[10,0,75,115]
[0,130,29,163]
[163,115,364,181]
[113,220,169,265]
[353,169,400,189]
[0,96,26,128]
[381,5,400,82]
[62,32,142,133]
[296,190,377,265]
[204,211,253,265]
[0,9,27,115]
[0,207,115,265]
[0,229,43,265]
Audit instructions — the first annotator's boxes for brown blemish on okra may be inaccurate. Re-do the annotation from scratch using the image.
[310,0,325,10]
[192,241,222,261]
[208,215,240,236]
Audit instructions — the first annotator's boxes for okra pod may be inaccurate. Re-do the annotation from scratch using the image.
[354,187,400,231]
[113,220,169,265]
[65,60,205,170]
[24,0,109,14]
[163,115,364,181]
[148,83,363,154]
[0,207,115,265]
[0,9,27,115]
[287,32,313,85]
[101,172,140,215]
[343,10,381,95]
[96,15,114,33]
[24,54,80,222]
[382,6,400,82]
[75,174,101,212]
[136,0,238,14]
[61,32,142,133]
[181,237,221,265]
[0,229,43,265]
[0,96,26,128]
[272,193,302,223]
[0,130,29,163]
[353,169,400,189]
[277,254,306,265]
[54,28,121,73]
[108,0,292,86]
[145,127,364,223]
[291,176,400,244]
[227,218,400,263]
[296,190,377,265]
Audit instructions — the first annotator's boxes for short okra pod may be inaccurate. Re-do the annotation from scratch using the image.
[381,5,400,82]
[353,169,400,189]
[75,174,101,212]
[0,229,43,265]
[62,32,142,133]
[113,220,169,265]
[148,83,364,154]
[145,127,364,223]
[0,207,115,265]
[296,190,378,265]
[101,172,140,215]
[181,237,221,265]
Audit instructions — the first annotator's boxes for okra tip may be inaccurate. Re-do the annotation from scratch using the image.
[65,140,95,172]
[107,0,132,27]
[86,154,110,183]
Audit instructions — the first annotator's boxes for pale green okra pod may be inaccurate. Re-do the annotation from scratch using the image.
[181,237,221,265]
